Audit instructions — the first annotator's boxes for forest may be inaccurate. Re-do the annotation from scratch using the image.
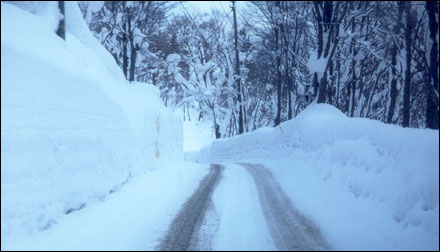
[78,1,439,137]
[2,2,439,250]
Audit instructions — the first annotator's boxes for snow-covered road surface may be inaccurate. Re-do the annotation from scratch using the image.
[159,163,331,251]
[242,163,331,251]
[158,164,224,251]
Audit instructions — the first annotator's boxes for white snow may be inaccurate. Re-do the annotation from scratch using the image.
[3,162,209,251]
[183,118,214,152]
[1,2,187,250]
[166,53,181,64]
[201,103,439,251]
[307,50,328,75]
[7,1,61,32]
[2,1,439,251]
[210,164,276,250]
[133,27,145,48]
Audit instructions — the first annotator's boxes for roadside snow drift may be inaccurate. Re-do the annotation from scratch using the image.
[201,103,439,250]
[1,2,182,247]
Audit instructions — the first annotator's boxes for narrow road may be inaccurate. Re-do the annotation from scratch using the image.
[157,164,224,251]
[158,163,330,251]
[240,163,331,251]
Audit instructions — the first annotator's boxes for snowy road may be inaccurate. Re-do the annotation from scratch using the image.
[241,163,331,251]
[158,164,224,251]
[159,163,331,251]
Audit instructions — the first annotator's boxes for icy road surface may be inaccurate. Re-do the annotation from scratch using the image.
[158,163,331,251]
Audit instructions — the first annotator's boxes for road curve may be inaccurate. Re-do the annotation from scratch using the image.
[240,163,331,251]
[157,164,224,251]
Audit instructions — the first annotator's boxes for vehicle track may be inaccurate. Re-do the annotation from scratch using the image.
[158,163,330,251]
[240,163,331,251]
[157,164,224,251]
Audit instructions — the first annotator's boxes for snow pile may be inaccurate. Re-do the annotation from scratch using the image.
[3,162,209,251]
[201,103,439,250]
[1,2,182,247]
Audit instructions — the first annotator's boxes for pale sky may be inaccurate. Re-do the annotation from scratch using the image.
[177,1,246,16]
[188,1,232,14]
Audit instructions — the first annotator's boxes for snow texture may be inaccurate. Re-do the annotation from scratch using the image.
[1,2,183,248]
[201,103,439,251]
[307,50,327,75]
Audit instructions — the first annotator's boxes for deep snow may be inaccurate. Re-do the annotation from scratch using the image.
[2,1,438,251]
[200,103,439,251]
[1,2,186,249]
[183,118,214,152]
[210,164,276,250]
[3,163,209,251]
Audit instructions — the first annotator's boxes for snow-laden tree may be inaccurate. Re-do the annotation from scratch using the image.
[83,1,438,131]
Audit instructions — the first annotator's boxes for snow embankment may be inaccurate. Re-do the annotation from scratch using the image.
[201,104,439,250]
[4,162,209,251]
[1,2,182,247]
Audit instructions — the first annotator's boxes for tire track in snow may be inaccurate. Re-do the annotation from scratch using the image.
[157,164,224,251]
[240,163,331,251]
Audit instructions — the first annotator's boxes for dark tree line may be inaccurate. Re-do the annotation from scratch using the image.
[56,1,65,40]
[245,1,438,130]
[79,1,438,137]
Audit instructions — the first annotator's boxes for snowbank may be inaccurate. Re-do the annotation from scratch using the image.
[1,2,182,247]
[201,103,439,250]
[3,162,209,251]
[182,118,214,152]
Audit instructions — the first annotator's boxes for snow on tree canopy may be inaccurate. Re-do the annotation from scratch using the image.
[84,1,104,24]
[133,28,146,48]
[307,50,327,75]
[166,53,181,64]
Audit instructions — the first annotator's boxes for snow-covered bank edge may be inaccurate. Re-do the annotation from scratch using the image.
[1,2,183,248]
[199,104,439,250]
[3,162,209,251]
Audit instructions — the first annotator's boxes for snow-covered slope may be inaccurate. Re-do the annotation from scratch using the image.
[1,2,182,247]
[201,103,439,250]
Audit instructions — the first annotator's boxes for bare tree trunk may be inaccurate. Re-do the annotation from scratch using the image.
[232,1,244,134]
[402,2,412,127]
[274,1,282,126]
[56,1,65,40]
[336,50,341,109]
[122,3,128,80]
[349,13,357,117]
[316,1,337,104]
[242,88,249,132]
[387,2,403,124]
[313,2,323,102]
[128,12,137,82]
[425,1,439,129]
[187,103,191,122]
[280,2,292,120]
[317,1,332,104]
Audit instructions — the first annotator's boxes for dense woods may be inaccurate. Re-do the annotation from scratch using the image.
[79,1,439,137]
